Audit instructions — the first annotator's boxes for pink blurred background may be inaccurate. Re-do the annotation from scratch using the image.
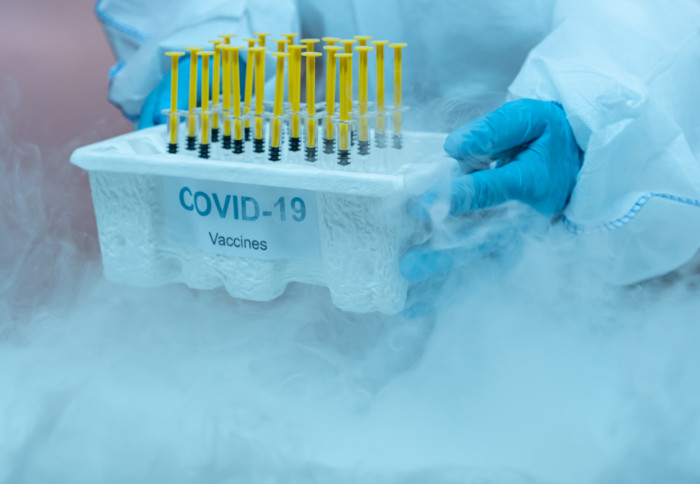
[1,0,135,311]
[2,0,133,149]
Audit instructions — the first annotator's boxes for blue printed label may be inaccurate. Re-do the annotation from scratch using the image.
[163,176,320,260]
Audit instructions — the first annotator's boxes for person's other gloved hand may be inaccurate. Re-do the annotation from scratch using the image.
[400,99,582,314]
[414,99,582,222]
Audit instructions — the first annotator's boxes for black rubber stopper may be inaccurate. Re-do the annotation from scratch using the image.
[338,149,350,166]
[244,127,251,141]
[289,137,301,152]
[167,143,178,154]
[392,134,403,149]
[222,135,232,150]
[350,129,355,146]
[305,146,317,162]
[269,146,281,161]
[323,138,335,154]
[233,139,244,154]
[358,140,370,156]
[375,132,387,149]
[253,138,264,153]
[199,143,210,159]
[186,136,197,151]
[211,128,219,143]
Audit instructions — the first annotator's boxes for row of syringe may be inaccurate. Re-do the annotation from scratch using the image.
[162,34,407,165]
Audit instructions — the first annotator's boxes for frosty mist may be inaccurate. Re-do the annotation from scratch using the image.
[1,75,700,484]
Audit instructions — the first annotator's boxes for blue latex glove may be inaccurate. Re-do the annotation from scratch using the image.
[400,100,582,313]
[414,99,582,222]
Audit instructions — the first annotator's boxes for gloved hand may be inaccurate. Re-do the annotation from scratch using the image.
[400,99,582,314]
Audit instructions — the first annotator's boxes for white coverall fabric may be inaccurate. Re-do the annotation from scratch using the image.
[97,0,700,284]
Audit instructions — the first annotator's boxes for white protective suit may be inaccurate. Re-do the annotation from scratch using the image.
[97,0,700,284]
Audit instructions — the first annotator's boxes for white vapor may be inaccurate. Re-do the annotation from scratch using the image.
[1,75,700,484]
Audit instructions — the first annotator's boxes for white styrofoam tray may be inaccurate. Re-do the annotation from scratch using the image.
[70,125,455,314]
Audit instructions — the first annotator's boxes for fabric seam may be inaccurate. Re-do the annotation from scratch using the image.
[562,192,700,234]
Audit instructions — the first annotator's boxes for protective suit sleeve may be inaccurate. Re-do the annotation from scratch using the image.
[95,0,299,123]
[508,0,700,283]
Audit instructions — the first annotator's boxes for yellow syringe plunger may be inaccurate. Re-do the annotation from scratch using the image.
[254,33,271,47]
[218,34,235,44]
[269,52,289,158]
[301,38,319,52]
[389,43,407,108]
[271,53,288,118]
[229,46,245,148]
[371,40,389,146]
[226,45,244,117]
[273,39,287,53]
[288,44,305,147]
[209,40,222,136]
[198,51,214,157]
[355,46,372,115]
[323,45,341,144]
[354,35,372,46]
[165,52,184,152]
[322,37,340,46]
[185,46,203,147]
[242,38,257,139]
[336,52,353,164]
[303,52,322,115]
[389,43,407,148]
[249,47,266,151]
[281,33,299,45]
[371,40,388,114]
[222,44,245,150]
[355,46,373,151]
[288,45,305,111]
[303,51,322,158]
[220,45,232,141]
[339,39,357,54]
[251,47,266,115]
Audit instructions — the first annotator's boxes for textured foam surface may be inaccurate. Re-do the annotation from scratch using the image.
[71,125,455,314]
